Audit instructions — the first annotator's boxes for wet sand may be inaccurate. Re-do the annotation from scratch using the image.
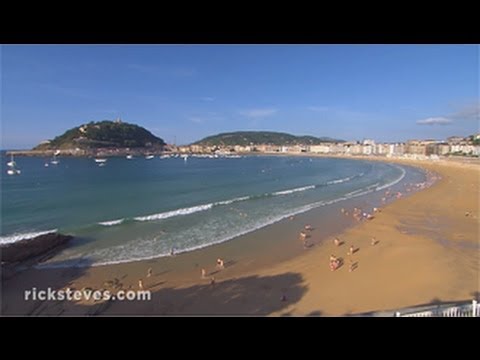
[1,157,479,316]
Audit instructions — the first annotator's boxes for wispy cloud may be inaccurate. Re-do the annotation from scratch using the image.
[240,108,278,118]
[415,100,478,127]
[189,116,204,124]
[449,101,480,121]
[128,64,196,77]
[307,106,330,112]
[201,97,215,102]
[416,117,452,125]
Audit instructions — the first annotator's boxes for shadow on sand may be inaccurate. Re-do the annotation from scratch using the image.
[2,263,307,316]
[1,257,93,316]
[100,272,307,316]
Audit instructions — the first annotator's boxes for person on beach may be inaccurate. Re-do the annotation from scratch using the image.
[330,254,337,263]
[348,245,354,255]
[210,277,216,286]
[138,279,144,290]
[147,268,153,278]
[299,231,307,240]
[348,260,355,272]
[170,247,176,256]
[201,268,207,279]
[305,224,312,231]
[334,237,340,246]
[330,258,340,271]
[371,237,377,246]
[216,258,225,269]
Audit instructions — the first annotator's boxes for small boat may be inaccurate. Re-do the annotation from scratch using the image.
[126,154,133,159]
[51,153,59,165]
[94,158,108,163]
[7,168,20,175]
[7,154,16,167]
[145,155,154,160]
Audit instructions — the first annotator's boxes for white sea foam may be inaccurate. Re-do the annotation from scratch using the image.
[345,188,367,197]
[214,196,250,206]
[272,185,315,196]
[98,219,125,226]
[376,165,406,191]
[132,185,317,223]
[134,203,214,222]
[0,229,58,245]
[326,176,352,185]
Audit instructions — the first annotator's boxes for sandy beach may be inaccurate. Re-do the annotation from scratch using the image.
[1,156,479,316]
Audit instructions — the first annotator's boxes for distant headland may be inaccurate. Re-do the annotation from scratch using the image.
[10,119,166,157]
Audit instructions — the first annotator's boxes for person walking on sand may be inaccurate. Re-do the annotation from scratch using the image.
[216,258,225,269]
[138,279,144,290]
[299,230,307,240]
[348,245,354,255]
[303,238,309,249]
[147,268,153,278]
[349,259,355,272]
[371,237,377,246]
[201,268,207,279]
[334,237,340,246]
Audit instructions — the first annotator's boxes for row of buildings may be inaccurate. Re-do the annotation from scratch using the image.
[171,135,480,158]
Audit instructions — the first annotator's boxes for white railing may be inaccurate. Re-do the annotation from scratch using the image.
[395,299,479,317]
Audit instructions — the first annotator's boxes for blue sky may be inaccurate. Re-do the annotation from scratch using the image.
[1,45,478,149]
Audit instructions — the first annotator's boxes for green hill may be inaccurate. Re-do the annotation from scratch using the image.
[34,120,165,150]
[193,131,343,147]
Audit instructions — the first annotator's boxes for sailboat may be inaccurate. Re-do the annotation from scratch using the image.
[6,154,21,175]
[51,151,60,165]
[7,154,16,167]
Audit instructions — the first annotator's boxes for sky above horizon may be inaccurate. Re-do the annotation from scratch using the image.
[1,45,479,149]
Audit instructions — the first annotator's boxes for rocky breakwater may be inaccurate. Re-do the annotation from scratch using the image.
[1,232,73,265]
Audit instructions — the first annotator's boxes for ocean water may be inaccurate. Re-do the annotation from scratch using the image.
[1,154,426,267]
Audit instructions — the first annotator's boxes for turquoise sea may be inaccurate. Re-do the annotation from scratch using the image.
[1,153,426,267]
